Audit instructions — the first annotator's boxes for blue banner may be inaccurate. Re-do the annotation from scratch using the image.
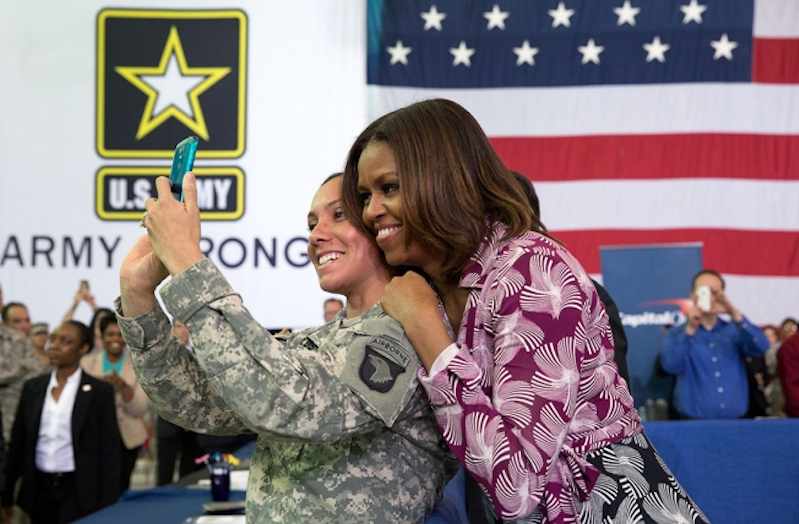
[601,243,702,418]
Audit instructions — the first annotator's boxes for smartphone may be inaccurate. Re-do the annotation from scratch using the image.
[79,279,90,293]
[696,285,712,312]
[169,136,199,202]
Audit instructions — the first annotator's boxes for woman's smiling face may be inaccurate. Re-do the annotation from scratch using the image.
[307,176,386,295]
[356,141,431,270]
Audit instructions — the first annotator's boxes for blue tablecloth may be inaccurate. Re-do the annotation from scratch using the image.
[78,486,246,523]
[644,419,799,524]
[78,419,799,523]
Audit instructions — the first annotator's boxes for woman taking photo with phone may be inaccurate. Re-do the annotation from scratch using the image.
[116,173,450,523]
[342,99,707,523]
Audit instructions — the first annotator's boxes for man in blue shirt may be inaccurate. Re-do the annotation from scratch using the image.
[662,269,769,419]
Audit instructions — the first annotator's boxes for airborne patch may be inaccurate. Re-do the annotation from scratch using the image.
[359,340,408,393]
[340,326,419,427]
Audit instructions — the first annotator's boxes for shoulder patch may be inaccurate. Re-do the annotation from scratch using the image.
[358,338,409,393]
[340,331,420,427]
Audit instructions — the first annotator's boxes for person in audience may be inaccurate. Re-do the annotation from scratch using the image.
[744,353,770,417]
[763,325,780,346]
[155,415,203,486]
[322,297,344,322]
[2,321,121,523]
[62,286,113,359]
[62,282,98,325]
[116,173,451,522]
[662,269,769,419]
[28,323,51,372]
[86,308,114,357]
[342,98,705,522]
[0,322,40,442]
[1,303,31,337]
[780,317,798,343]
[777,332,799,417]
[762,324,785,416]
[763,324,781,375]
[81,316,149,493]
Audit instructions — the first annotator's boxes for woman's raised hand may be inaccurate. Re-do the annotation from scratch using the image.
[142,173,204,276]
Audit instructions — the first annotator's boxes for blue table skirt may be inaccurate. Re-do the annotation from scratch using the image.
[77,486,246,523]
[78,419,799,524]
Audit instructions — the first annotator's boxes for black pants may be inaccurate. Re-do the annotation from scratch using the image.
[157,423,203,486]
[120,445,141,493]
[31,471,80,524]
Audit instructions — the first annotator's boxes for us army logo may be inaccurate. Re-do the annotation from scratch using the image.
[95,166,244,221]
[94,9,248,221]
[359,338,409,393]
[96,9,247,158]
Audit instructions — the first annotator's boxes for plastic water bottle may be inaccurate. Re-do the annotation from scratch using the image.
[208,451,230,502]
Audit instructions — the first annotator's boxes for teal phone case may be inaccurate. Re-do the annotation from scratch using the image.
[169,136,199,202]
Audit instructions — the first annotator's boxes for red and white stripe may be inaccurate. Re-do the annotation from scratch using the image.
[368,0,799,324]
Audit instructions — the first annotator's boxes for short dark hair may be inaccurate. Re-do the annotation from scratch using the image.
[64,320,92,349]
[691,269,726,291]
[782,317,798,329]
[324,298,344,307]
[1,302,27,323]
[321,172,342,186]
[88,307,114,347]
[99,314,118,336]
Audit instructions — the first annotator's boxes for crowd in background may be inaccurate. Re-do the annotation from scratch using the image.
[0,283,265,523]
[0,270,796,521]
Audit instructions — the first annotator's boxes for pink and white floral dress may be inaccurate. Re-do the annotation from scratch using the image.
[420,224,706,523]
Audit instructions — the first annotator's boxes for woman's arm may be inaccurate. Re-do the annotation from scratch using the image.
[117,300,250,436]
[158,258,424,443]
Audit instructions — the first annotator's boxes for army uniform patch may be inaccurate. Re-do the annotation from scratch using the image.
[339,315,420,427]
[359,339,408,393]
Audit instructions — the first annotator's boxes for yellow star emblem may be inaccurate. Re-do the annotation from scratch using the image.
[115,26,230,141]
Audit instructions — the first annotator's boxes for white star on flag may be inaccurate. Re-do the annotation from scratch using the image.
[513,40,539,66]
[420,5,446,31]
[141,54,206,118]
[711,33,738,61]
[449,40,474,67]
[578,38,604,64]
[614,1,640,26]
[484,5,510,30]
[680,0,707,24]
[450,41,475,67]
[643,36,670,63]
[548,2,575,28]
[386,40,412,65]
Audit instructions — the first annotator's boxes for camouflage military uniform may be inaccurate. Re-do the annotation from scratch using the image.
[0,325,43,441]
[117,258,452,523]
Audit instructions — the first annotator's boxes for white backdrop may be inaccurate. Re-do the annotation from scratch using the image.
[1,1,795,328]
[0,0,367,328]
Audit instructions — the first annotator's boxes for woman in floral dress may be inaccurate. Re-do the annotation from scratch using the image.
[342,99,708,524]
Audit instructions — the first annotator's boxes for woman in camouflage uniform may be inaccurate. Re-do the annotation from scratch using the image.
[116,173,452,523]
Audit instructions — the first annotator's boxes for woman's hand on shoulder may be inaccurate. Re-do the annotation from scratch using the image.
[381,272,452,371]
[381,272,439,327]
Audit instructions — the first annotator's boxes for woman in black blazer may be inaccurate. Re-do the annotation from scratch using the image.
[2,321,121,524]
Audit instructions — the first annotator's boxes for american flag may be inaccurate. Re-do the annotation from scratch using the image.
[366,0,799,324]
